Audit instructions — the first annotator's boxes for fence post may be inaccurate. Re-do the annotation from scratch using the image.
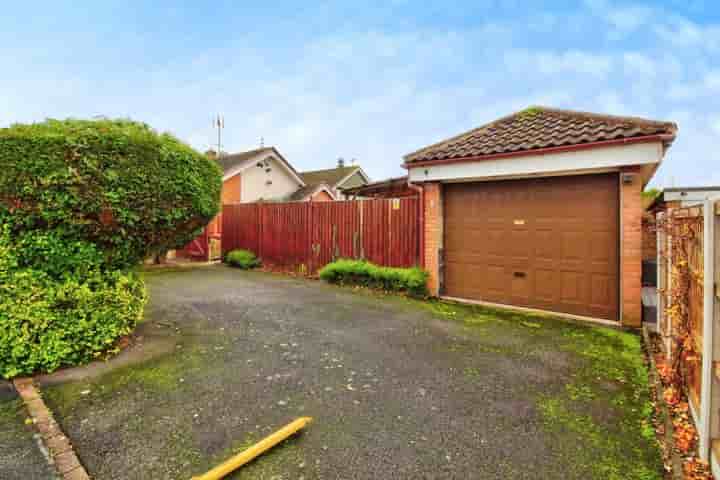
[657,211,665,338]
[700,199,716,460]
[666,210,674,360]
[359,201,365,260]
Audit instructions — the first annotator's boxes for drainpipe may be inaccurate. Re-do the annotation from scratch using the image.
[407,180,425,269]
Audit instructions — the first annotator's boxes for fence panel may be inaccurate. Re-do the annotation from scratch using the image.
[362,199,390,266]
[221,198,420,274]
[309,201,361,273]
[259,202,311,269]
[389,198,420,267]
[676,208,705,406]
[221,204,259,256]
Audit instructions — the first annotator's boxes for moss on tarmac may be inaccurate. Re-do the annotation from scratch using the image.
[418,300,662,479]
[42,267,662,479]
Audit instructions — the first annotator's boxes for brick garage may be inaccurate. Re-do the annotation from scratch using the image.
[406,107,677,327]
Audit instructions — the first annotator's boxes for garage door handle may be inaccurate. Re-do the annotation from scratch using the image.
[513,271,526,278]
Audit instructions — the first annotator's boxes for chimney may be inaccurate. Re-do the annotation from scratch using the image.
[337,157,345,168]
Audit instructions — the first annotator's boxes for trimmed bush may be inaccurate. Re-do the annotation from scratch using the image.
[0,118,219,377]
[319,259,428,297]
[226,249,260,269]
[0,119,222,268]
[0,228,147,378]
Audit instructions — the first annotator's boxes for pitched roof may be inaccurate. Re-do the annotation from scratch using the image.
[343,176,417,198]
[287,183,334,201]
[299,166,362,188]
[216,146,304,183]
[216,147,273,174]
[403,106,678,164]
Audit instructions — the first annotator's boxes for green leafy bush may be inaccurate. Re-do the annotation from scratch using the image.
[319,259,428,297]
[226,249,260,269]
[0,119,222,268]
[0,229,147,378]
[0,119,218,377]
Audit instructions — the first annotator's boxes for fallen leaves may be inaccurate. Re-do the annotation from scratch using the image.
[684,457,712,480]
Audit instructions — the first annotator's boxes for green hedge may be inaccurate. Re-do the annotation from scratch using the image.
[319,259,428,297]
[225,249,260,269]
[0,119,222,268]
[0,228,146,378]
[0,119,219,378]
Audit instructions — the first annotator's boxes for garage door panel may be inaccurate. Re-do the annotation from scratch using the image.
[445,262,484,297]
[486,228,508,260]
[590,273,616,308]
[485,264,507,298]
[510,271,531,301]
[534,229,556,261]
[560,231,587,261]
[444,173,619,320]
[534,269,558,302]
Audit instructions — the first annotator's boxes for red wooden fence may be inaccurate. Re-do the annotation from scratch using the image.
[177,215,222,261]
[222,198,420,274]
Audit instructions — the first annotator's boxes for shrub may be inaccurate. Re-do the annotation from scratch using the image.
[226,249,260,269]
[0,119,222,268]
[0,118,215,377]
[318,259,428,297]
[0,229,147,378]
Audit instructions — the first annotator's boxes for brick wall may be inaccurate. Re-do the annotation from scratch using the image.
[642,214,657,262]
[423,183,443,296]
[621,167,643,327]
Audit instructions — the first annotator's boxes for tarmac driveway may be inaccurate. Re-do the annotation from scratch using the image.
[0,383,57,480]
[41,265,661,479]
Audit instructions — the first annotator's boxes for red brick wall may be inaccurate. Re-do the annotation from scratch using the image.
[620,167,643,327]
[222,174,242,204]
[423,183,443,296]
[642,214,657,262]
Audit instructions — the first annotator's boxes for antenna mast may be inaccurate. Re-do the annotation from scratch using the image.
[214,114,225,157]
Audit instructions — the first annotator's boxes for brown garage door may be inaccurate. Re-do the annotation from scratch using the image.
[443,173,619,320]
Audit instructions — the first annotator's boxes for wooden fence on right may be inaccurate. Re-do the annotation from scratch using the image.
[656,198,719,464]
[222,198,420,275]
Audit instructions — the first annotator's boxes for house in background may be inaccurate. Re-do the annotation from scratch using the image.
[177,146,332,261]
[344,176,419,199]
[211,147,337,203]
[286,183,335,202]
[212,147,305,203]
[299,158,371,200]
[404,106,677,327]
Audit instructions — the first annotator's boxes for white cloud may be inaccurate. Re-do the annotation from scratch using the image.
[504,49,614,77]
[622,52,657,77]
[654,17,720,51]
[1,3,718,187]
[605,5,654,32]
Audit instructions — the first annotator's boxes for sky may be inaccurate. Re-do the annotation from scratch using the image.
[1,1,719,188]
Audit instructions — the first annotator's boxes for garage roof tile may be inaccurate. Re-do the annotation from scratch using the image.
[403,106,677,164]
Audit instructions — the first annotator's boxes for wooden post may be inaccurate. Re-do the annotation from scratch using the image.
[666,210,674,360]
[700,199,716,460]
[657,211,665,337]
